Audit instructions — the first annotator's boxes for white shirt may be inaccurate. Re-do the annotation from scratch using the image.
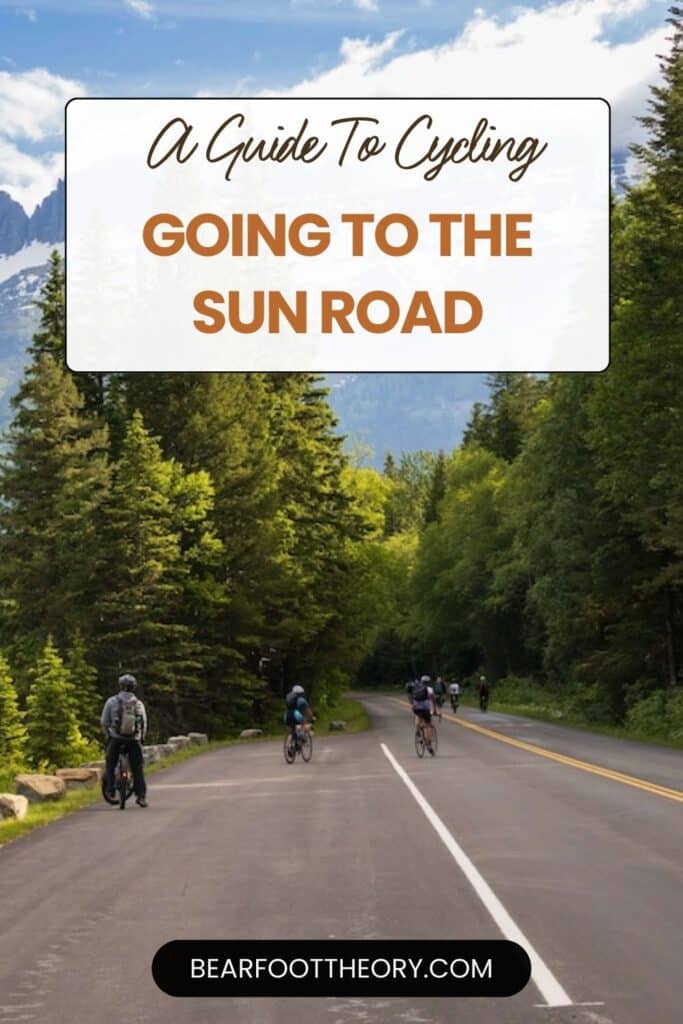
[449,682,461,695]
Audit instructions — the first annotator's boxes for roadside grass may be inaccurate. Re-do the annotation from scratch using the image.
[455,694,683,750]
[0,695,371,846]
[0,739,230,846]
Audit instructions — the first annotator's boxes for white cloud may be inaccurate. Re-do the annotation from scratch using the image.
[353,0,379,11]
[267,0,665,152]
[124,0,155,19]
[0,68,83,211]
[15,7,37,21]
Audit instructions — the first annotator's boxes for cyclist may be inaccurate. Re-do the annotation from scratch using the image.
[101,673,148,807]
[448,679,461,711]
[476,675,491,711]
[284,684,314,747]
[433,676,446,709]
[411,674,437,755]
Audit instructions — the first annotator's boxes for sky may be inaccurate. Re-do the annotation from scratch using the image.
[0,0,672,212]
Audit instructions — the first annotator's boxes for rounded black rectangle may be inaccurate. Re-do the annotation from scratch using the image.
[152,939,531,998]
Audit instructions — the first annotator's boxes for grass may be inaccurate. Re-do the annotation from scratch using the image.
[456,693,683,750]
[0,695,371,846]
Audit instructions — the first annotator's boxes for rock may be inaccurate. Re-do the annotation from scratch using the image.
[239,729,263,739]
[143,745,161,764]
[329,720,347,731]
[156,744,175,758]
[167,735,190,751]
[0,793,29,820]
[187,732,208,746]
[85,760,106,772]
[55,768,101,790]
[14,774,66,802]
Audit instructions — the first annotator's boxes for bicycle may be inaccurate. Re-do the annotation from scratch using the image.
[283,727,313,764]
[479,691,489,712]
[450,694,460,713]
[101,748,134,809]
[414,719,438,758]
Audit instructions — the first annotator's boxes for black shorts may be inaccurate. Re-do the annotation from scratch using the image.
[414,707,432,723]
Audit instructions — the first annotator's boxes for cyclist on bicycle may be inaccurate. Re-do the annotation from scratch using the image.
[411,675,436,753]
[448,679,461,711]
[284,684,314,743]
[101,674,148,807]
[476,675,491,710]
[433,676,446,708]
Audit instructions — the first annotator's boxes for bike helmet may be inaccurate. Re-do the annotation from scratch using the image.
[292,684,305,695]
[118,673,137,691]
[420,675,431,684]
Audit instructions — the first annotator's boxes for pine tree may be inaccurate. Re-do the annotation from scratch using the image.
[95,412,207,733]
[29,250,64,362]
[0,354,110,663]
[424,450,447,525]
[589,7,683,689]
[65,629,102,742]
[0,653,26,770]
[25,638,90,769]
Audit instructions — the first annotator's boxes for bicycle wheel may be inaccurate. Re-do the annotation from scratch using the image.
[415,727,425,758]
[284,733,296,764]
[101,773,118,805]
[429,726,438,755]
[118,756,132,809]
[300,731,313,762]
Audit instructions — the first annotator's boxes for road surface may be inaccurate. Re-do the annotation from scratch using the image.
[1,694,681,1024]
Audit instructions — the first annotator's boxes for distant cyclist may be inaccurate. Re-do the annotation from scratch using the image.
[410,674,436,755]
[101,674,148,807]
[448,679,461,712]
[476,675,490,711]
[433,676,446,708]
[284,684,314,742]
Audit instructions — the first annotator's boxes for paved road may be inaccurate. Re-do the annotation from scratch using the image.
[1,695,681,1024]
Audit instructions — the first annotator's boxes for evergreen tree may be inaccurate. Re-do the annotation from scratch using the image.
[0,353,110,664]
[28,250,64,362]
[95,412,209,732]
[423,450,447,525]
[0,654,26,769]
[65,629,102,742]
[25,638,90,769]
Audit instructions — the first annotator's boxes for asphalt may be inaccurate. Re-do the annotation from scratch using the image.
[1,694,681,1024]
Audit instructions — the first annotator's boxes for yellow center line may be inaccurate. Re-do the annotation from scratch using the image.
[387,697,683,804]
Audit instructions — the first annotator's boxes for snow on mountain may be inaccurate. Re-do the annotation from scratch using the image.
[0,240,64,287]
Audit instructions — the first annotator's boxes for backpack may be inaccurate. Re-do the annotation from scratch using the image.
[412,680,428,702]
[117,694,138,737]
[285,690,299,709]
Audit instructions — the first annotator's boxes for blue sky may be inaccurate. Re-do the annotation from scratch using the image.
[0,0,672,210]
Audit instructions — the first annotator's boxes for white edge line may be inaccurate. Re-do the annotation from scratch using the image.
[381,742,573,1009]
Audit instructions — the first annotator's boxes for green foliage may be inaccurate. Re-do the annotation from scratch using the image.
[25,638,95,770]
[64,630,101,743]
[0,653,26,770]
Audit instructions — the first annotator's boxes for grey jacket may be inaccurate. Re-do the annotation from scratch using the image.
[101,691,148,741]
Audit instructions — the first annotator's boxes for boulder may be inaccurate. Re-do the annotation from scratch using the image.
[156,744,175,758]
[85,760,106,771]
[0,793,29,820]
[329,720,347,732]
[56,767,101,790]
[239,728,263,739]
[187,732,208,746]
[167,735,190,751]
[14,774,66,803]
[143,745,161,765]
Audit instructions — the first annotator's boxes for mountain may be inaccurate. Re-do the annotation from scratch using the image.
[0,182,485,455]
[0,263,51,424]
[326,373,486,465]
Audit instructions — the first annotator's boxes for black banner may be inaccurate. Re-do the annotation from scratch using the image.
[152,940,531,998]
